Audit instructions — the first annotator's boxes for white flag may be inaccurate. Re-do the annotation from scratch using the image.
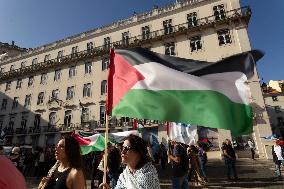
[169,122,197,145]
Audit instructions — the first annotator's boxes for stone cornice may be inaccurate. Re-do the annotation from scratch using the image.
[0,6,251,82]
[0,0,208,65]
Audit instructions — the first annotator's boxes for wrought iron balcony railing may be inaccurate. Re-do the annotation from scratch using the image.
[0,6,250,81]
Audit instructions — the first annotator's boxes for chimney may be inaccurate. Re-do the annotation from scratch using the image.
[11,41,15,46]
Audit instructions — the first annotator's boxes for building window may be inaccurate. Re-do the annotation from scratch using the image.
[100,106,106,125]
[32,58,38,65]
[44,54,50,62]
[83,83,91,97]
[16,79,22,89]
[34,114,41,129]
[104,37,111,50]
[5,81,11,91]
[71,46,78,58]
[69,66,76,78]
[187,12,198,27]
[21,61,26,68]
[24,95,31,108]
[217,29,231,46]
[12,97,19,109]
[190,36,202,52]
[49,112,57,127]
[52,89,60,100]
[101,80,107,95]
[66,86,75,100]
[1,99,7,110]
[37,92,44,105]
[21,114,28,130]
[102,57,109,71]
[0,115,5,130]
[277,117,284,126]
[275,106,281,113]
[163,19,173,35]
[280,83,284,93]
[165,42,175,56]
[10,65,14,71]
[142,26,150,40]
[64,110,72,127]
[213,4,226,21]
[40,73,48,84]
[122,32,129,46]
[87,42,94,52]
[28,76,34,87]
[9,115,16,130]
[57,50,63,61]
[81,108,90,124]
[85,62,92,74]
[272,96,278,101]
[54,69,61,81]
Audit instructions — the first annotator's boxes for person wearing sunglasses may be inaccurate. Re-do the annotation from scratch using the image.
[100,134,160,189]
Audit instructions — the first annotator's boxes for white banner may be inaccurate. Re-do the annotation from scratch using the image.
[169,122,197,145]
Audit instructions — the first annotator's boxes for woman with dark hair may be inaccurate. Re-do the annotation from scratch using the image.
[100,134,160,189]
[38,136,85,189]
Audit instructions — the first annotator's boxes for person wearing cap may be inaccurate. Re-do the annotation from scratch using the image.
[272,138,284,180]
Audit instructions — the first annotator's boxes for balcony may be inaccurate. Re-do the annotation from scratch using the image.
[0,6,251,81]
[15,128,27,135]
[28,127,41,134]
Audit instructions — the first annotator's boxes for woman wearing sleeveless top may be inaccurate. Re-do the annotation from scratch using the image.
[39,136,85,189]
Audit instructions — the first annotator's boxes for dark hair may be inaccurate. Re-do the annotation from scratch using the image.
[64,136,83,169]
[124,134,151,169]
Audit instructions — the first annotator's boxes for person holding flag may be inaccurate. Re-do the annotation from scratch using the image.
[100,134,160,189]
[104,47,263,188]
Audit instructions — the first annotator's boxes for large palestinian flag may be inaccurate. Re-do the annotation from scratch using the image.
[107,48,263,136]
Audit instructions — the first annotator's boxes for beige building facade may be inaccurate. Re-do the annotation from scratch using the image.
[262,80,284,138]
[0,0,273,158]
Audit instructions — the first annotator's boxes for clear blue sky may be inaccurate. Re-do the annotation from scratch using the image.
[0,0,283,83]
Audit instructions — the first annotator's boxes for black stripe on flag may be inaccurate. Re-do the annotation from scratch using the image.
[115,48,263,79]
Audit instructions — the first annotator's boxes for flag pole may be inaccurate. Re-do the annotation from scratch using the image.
[103,114,109,187]
[103,48,114,188]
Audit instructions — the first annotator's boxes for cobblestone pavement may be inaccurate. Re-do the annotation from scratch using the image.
[26,158,284,189]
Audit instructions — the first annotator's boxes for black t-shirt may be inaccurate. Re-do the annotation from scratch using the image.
[172,144,188,177]
[108,148,121,173]
[222,144,236,159]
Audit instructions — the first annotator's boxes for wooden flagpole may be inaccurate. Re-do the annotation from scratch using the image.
[103,114,109,187]
[102,48,113,188]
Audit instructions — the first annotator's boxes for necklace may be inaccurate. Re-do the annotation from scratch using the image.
[58,166,70,172]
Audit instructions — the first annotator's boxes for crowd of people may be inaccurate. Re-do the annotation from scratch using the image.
[2,135,284,189]
[2,145,57,178]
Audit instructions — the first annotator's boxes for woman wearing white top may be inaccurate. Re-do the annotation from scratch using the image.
[100,134,160,189]
[272,139,284,180]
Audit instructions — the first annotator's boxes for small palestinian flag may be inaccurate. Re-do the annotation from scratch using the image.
[107,48,263,136]
[72,131,105,155]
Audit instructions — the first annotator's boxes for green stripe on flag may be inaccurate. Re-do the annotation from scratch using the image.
[80,135,106,155]
[112,89,252,136]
